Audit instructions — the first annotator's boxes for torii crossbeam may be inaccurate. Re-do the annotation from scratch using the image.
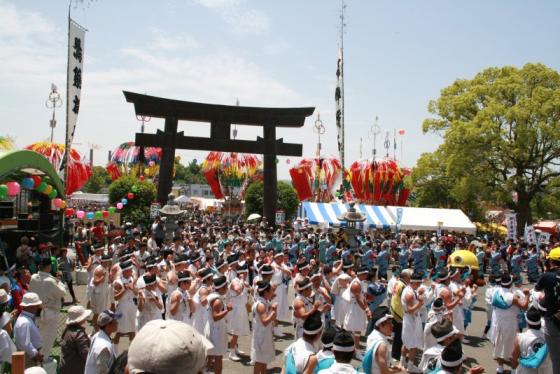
[123,91,314,225]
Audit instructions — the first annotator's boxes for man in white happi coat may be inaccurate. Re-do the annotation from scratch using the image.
[400,270,425,373]
[29,257,67,358]
[85,310,120,374]
[89,254,112,331]
[113,260,138,344]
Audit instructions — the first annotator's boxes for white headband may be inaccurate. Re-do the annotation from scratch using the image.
[322,342,333,348]
[501,279,512,287]
[200,272,213,281]
[303,326,323,335]
[298,282,312,291]
[436,327,459,343]
[258,283,270,292]
[440,354,464,368]
[333,344,355,352]
[374,314,393,327]
[526,315,542,327]
[214,281,227,289]
[178,276,191,282]
[261,269,274,275]
[144,279,156,286]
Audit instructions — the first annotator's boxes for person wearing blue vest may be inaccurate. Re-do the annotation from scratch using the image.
[289,239,300,266]
[325,243,337,267]
[526,245,540,283]
[490,246,502,276]
[316,330,356,374]
[432,243,447,273]
[511,247,524,279]
[377,242,390,280]
[410,242,428,277]
[360,242,375,270]
[475,246,485,275]
[365,268,388,336]
[364,306,405,374]
[318,235,329,264]
[398,246,410,270]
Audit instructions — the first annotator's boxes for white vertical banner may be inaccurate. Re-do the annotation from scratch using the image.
[66,19,86,148]
[505,212,517,240]
[538,231,551,245]
[524,224,536,245]
[335,48,344,167]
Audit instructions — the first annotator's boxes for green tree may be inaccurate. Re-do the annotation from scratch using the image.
[82,166,111,193]
[244,181,299,221]
[419,63,560,230]
[173,158,206,184]
[108,176,156,225]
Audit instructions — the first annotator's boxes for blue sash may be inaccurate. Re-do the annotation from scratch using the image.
[358,339,382,374]
[519,342,548,369]
[491,290,512,310]
[285,347,297,374]
[313,357,335,373]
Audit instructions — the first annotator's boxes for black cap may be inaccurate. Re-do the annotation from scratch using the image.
[198,267,213,281]
[342,259,353,269]
[216,258,227,270]
[303,310,323,335]
[93,242,105,251]
[174,254,189,265]
[119,260,133,271]
[356,266,369,275]
[440,340,464,368]
[101,254,112,262]
[332,330,355,352]
[177,270,192,283]
[371,306,393,328]
[260,265,273,275]
[526,306,542,327]
[256,280,271,293]
[321,326,336,347]
[431,318,457,343]
[143,274,157,286]
[501,273,512,287]
[432,297,445,312]
[227,253,239,265]
[297,277,312,292]
[213,275,227,290]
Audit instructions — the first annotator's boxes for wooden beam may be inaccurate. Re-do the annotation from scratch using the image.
[124,91,314,128]
[135,131,303,157]
[12,352,24,374]
[157,117,178,204]
[263,125,277,226]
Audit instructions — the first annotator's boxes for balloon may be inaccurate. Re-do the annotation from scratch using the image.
[65,208,74,217]
[116,203,124,210]
[95,211,103,219]
[36,182,47,193]
[127,192,134,199]
[76,210,85,219]
[131,185,138,193]
[53,198,63,208]
[32,175,42,188]
[6,182,20,196]
[48,189,58,199]
[60,200,67,209]
[398,128,406,135]
[286,159,291,164]
[43,185,53,195]
[121,198,128,205]
[139,175,145,181]
[0,185,7,199]
[86,212,95,220]
[108,206,116,213]
[21,178,34,189]
[148,160,155,167]
[102,211,109,218]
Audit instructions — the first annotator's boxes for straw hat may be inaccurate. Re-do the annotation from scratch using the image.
[66,305,93,325]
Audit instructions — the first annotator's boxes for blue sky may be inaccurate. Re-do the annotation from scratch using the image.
[1,0,559,179]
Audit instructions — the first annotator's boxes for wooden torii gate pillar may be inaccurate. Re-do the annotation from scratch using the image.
[124,91,314,225]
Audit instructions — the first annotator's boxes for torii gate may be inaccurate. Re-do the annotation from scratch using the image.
[123,91,314,225]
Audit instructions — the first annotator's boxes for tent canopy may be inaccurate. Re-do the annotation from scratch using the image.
[300,202,476,234]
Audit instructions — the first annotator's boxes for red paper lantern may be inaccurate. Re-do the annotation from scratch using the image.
[102,210,109,218]
[127,192,134,199]
[65,208,74,217]
[32,175,42,188]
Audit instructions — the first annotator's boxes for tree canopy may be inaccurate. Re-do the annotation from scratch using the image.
[414,63,560,230]
[82,166,111,193]
[108,176,156,225]
[244,181,299,221]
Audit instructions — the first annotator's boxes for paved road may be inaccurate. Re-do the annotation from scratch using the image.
[68,279,501,373]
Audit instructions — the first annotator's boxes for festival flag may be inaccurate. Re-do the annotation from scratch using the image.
[524,224,537,245]
[61,17,86,180]
[335,48,344,167]
[505,212,517,240]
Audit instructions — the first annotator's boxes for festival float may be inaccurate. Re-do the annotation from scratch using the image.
[202,152,261,217]
[106,141,162,180]
[25,142,92,195]
[346,158,410,206]
[289,157,342,202]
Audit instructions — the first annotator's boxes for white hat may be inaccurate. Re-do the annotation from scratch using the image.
[66,305,93,325]
[20,292,42,307]
[25,367,47,374]
[0,290,8,304]
[127,319,214,374]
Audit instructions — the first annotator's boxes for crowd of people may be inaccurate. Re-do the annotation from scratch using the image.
[0,207,558,374]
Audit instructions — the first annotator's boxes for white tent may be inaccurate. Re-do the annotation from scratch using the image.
[299,202,476,234]
[386,206,476,234]
[174,195,191,204]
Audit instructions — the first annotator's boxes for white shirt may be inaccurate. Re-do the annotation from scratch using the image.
[0,329,15,363]
[84,330,116,374]
[14,311,42,359]
[285,338,316,373]
[317,362,356,374]
[29,271,67,311]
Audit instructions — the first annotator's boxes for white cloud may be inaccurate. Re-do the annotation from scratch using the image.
[149,28,199,51]
[191,0,270,34]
